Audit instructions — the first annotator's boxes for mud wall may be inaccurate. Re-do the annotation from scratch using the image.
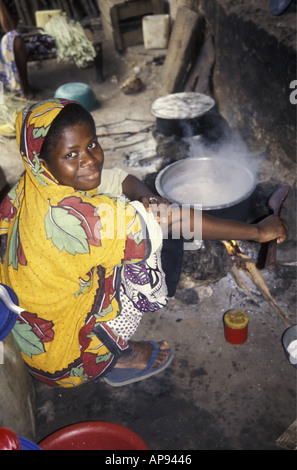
[167,0,296,166]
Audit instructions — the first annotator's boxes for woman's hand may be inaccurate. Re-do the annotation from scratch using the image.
[138,195,170,212]
[138,196,174,231]
[255,215,289,244]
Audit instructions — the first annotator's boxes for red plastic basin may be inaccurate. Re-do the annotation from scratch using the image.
[39,421,148,450]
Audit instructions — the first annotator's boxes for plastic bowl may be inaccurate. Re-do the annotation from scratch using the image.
[38,421,148,450]
[0,284,19,341]
[54,82,98,111]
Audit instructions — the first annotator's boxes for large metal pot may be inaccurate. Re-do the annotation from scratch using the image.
[151,92,215,137]
[155,157,256,221]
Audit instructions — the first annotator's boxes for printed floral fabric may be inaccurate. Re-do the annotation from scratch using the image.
[107,201,168,340]
[25,34,56,61]
[0,99,165,387]
[0,30,22,93]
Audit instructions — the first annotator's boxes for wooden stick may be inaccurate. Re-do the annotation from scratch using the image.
[97,126,152,137]
[102,137,147,150]
[231,251,293,327]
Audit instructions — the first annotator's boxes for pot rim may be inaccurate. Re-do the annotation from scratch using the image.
[155,157,257,210]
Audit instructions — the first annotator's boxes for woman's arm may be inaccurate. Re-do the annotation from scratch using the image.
[121,174,289,244]
[201,211,288,243]
[122,174,156,200]
[0,0,17,32]
[156,205,289,244]
[122,174,170,206]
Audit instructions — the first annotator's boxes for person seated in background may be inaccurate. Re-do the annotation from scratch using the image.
[0,0,33,98]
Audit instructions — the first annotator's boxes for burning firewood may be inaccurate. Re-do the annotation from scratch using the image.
[223,240,293,327]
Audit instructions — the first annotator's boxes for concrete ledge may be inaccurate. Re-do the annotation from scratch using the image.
[0,334,35,441]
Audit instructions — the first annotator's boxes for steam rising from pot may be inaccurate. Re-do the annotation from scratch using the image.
[156,132,259,211]
[187,131,260,181]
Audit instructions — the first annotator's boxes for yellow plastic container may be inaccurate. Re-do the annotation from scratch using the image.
[35,10,62,28]
[142,14,170,49]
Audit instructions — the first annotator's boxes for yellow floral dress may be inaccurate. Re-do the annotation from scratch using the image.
[0,99,166,387]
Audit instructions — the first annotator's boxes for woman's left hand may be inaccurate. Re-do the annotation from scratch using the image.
[138,195,172,225]
[255,215,289,244]
[138,194,169,208]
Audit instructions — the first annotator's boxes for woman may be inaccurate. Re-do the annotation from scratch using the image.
[0,99,288,388]
[0,0,33,98]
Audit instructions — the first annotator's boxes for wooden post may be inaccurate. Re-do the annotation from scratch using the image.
[162,6,205,93]
[184,33,215,94]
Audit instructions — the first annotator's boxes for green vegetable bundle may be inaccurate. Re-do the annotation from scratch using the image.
[43,14,96,68]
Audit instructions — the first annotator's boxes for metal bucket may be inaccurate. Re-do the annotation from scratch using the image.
[155,157,256,221]
[281,325,297,368]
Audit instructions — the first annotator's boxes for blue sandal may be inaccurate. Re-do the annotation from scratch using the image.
[103,341,174,387]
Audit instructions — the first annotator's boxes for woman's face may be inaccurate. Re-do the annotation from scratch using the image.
[39,122,104,191]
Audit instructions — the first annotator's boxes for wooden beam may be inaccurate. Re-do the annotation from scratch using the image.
[184,33,215,94]
[162,6,205,93]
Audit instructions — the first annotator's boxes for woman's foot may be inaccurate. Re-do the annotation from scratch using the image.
[115,340,171,370]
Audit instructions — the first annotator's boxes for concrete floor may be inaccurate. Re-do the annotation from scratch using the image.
[1,40,296,451]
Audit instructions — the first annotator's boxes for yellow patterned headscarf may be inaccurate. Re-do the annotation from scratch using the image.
[0,99,148,387]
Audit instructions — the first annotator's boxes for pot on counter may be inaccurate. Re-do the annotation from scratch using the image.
[155,157,256,221]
